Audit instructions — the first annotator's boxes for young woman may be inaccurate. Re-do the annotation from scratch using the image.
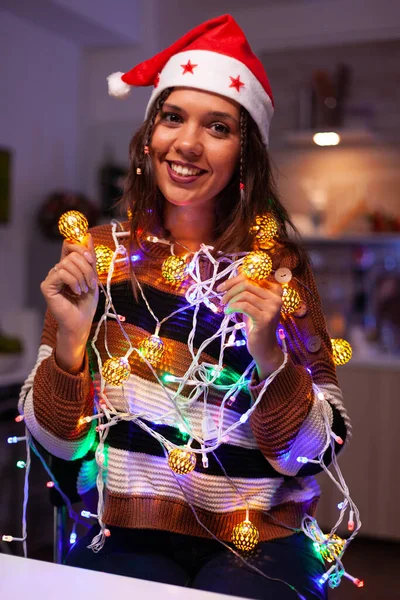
[19,15,351,600]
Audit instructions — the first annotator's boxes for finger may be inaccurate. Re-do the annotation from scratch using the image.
[56,255,96,294]
[224,300,263,321]
[221,280,280,306]
[85,233,97,264]
[225,291,281,315]
[61,239,85,260]
[50,265,84,296]
[217,273,247,292]
[66,253,97,291]
[61,234,96,264]
[217,271,277,293]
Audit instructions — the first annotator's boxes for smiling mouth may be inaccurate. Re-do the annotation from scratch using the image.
[166,161,207,177]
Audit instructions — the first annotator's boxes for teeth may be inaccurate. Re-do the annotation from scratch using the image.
[170,162,202,176]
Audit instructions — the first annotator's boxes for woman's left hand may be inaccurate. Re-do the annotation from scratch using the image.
[217,273,284,380]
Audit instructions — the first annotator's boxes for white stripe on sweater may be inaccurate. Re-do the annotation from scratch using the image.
[105,447,320,513]
[18,344,53,415]
[267,378,351,476]
[268,393,333,476]
[19,344,95,460]
[95,373,258,449]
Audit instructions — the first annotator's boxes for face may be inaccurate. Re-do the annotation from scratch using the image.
[150,88,241,210]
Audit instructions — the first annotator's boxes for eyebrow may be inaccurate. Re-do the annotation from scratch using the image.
[162,103,239,125]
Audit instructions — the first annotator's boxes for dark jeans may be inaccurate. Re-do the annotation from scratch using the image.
[66,525,327,600]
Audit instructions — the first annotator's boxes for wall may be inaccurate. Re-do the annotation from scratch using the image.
[80,0,160,203]
[156,0,400,53]
[0,10,81,314]
[263,39,400,236]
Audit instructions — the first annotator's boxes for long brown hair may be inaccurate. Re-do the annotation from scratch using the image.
[121,88,310,277]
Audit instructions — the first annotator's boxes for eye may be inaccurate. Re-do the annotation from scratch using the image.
[210,122,230,136]
[160,111,183,124]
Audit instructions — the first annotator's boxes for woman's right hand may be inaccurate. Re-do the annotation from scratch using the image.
[41,233,99,343]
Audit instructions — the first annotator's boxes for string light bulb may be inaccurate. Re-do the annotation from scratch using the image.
[331,338,353,366]
[95,245,114,275]
[69,530,77,545]
[242,251,273,281]
[314,534,345,563]
[138,335,165,366]
[168,448,197,475]
[281,284,301,314]
[231,520,260,552]
[102,357,131,386]
[161,255,188,283]
[58,211,88,242]
[250,214,278,248]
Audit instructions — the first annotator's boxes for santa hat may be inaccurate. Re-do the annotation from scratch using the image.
[107,14,274,146]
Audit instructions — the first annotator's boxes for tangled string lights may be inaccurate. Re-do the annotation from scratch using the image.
[34,211,361,596]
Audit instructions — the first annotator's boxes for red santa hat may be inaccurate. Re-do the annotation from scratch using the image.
[107,14,274,146]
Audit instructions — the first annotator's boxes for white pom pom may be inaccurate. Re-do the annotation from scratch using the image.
[107,72,131,99]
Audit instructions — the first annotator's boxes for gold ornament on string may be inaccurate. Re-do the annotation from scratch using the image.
[161,255,188,284]
[250,214,278,249]
[331,338,353,366]
[58,211,88,242]
[138,335,165,366]
[316,534,346,563]
[242,251,273,281]
[168,448,197,474]
[281,284,301,314]
[102,357,131,386]
[231,520,260,552]
[95,245,114,275]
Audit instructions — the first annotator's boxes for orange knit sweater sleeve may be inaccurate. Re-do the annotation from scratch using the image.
[248,253,349,474]
[18,308,96,460]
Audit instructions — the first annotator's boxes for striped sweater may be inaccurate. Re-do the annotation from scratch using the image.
[19,222,351,542]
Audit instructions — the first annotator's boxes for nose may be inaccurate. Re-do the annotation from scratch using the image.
[173,123,203,158]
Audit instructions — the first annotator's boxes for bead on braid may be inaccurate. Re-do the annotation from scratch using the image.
[140,88,172,170]
[239,109,248,201]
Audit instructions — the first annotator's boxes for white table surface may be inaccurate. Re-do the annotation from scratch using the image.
[0,554,244,600]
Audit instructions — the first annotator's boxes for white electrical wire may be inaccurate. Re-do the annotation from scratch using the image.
[9,222,359,594]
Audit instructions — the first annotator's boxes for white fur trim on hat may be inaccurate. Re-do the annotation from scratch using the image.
[144,50,274,146]
[107,72,131,99]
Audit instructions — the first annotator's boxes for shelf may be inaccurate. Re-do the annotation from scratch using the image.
[303,233,400,245]
[283,127,377,146]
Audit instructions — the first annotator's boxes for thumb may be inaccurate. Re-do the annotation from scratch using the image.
[85,233,97,262]
[242,313,254,335]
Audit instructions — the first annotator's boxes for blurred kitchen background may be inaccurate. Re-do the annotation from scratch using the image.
[1,1,400,598]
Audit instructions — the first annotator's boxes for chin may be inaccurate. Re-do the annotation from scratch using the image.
[161,185,209,207]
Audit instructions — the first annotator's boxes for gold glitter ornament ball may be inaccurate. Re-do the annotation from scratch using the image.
[250,214,278,246]
[242,251,273,281]
[162,255,188,283]
[315,535,345,563]
[139,335,165,366]
[281,285,301,314]
[231,520,260,552]
[331,338,353,366]
[168,448,197,475]
[58,211,88,242]
[102,357,131,386]
[95,245,114,275]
